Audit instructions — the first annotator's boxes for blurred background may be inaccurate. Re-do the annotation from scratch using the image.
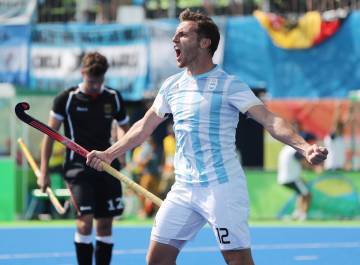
[0,0,360,224]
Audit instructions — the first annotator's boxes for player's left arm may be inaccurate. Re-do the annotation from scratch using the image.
[116,123,129,167]
[247,104,328,165]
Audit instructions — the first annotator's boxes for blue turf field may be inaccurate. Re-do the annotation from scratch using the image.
[0,225,360,265]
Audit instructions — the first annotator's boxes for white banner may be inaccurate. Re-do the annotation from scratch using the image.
[29,24,149,100]
[31,45,147,78]
[0,0,36,24]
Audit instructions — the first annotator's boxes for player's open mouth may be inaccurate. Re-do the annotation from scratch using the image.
[175,47,181,60]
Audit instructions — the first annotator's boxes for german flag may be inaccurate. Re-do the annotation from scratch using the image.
[254,10,348,49]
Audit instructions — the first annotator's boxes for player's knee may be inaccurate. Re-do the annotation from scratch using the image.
[146,251,168,265]
[95,218,113,235]
[77,224,92,235]
[222,248,255,265]
[146,251,159,265]
[76,217,93,234]
[146,248,176,265]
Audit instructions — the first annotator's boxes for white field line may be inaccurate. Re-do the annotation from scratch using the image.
[294,255,319,261]
[0,241,359,260]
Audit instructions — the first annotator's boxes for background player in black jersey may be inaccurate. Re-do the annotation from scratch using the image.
[39,52,129,265]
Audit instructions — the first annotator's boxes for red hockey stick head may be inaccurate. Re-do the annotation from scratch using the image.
[15,102,32,124]
[15,101,89,157]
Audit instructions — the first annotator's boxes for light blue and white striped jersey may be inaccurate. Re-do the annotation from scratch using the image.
[153,65,263,186]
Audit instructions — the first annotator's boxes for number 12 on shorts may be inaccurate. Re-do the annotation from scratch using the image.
[215,227,230,244]
[107,197,123,211]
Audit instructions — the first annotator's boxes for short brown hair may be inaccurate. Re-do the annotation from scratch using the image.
[81,52,109,76]
[179,9,220,57]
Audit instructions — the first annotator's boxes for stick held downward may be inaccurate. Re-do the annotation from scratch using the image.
[17,138,68,215]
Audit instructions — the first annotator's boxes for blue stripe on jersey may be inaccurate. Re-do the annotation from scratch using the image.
[190,78,208,186]
[174,77,194,184]
[209,77,229,184]
[154,66,260,186]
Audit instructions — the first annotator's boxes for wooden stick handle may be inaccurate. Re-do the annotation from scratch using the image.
[17,138,66,215]
[101,162,163,207]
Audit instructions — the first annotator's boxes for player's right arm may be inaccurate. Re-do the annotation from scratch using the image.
[87,107,167,171]
[39,115,62,192]
[247,104,328,165]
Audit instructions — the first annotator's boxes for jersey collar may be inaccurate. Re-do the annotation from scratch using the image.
[186,64,219,79]
[78,82,105,94]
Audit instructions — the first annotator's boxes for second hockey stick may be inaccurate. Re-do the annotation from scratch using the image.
[17,138,69,215]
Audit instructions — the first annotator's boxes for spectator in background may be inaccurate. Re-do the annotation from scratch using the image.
[96,0,132,23]
[48,141,66,177]
[96,0,111,23]
[76,0,97,22]
[132,136,160,218]
[277,132,317,221]
[158,121,176,199]
[323,120,346,171]
[0,138,11,156]
[323,103,347,171]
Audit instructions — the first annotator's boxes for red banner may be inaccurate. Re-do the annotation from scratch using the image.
[265,100,358,138]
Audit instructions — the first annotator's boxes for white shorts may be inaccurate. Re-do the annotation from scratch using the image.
[151,179,251,251]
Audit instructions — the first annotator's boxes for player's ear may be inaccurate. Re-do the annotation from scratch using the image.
[80,69,86,78]
[200,38,211,50]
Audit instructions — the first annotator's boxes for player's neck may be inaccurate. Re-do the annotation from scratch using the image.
[186,57,215,76]
[79,83,103,96]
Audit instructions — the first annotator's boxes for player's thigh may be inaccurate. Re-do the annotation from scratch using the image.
[199,181,251,250]
[94,172,124,218]
[65,164,96,216]
[221,248,255,265]
[151,185,206,244]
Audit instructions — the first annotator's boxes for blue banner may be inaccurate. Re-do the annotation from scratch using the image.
[0,25,30,86]
[224,12,360,98]
[223,17,269,90]
[29,24,149,101]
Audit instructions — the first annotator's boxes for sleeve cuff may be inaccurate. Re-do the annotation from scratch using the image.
[50,110,64,121]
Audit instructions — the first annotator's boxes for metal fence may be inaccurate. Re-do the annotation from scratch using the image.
[33,0,360,23]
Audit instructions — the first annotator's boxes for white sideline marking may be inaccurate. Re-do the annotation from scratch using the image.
[253,241,360,250]
[0,242,359,260]
[294,255,319,261]
[0,252,74,259]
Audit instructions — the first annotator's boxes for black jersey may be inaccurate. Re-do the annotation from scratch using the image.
[52,85,128,164]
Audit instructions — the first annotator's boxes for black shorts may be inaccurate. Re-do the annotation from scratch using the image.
[64,161,124,219]
[283,179,310,196]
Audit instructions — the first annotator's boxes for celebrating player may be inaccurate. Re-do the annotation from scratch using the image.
[86,9,328,265]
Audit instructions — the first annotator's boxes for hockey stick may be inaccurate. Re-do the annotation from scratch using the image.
[17,138,69,215]
[15,102,163,207]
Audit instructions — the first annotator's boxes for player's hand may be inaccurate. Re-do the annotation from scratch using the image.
[37,174,50,193]
[86,150,111,171]
[305,144,328,165]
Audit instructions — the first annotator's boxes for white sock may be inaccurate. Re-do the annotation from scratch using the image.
[96,235,113,244]
[74,232,92,244]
